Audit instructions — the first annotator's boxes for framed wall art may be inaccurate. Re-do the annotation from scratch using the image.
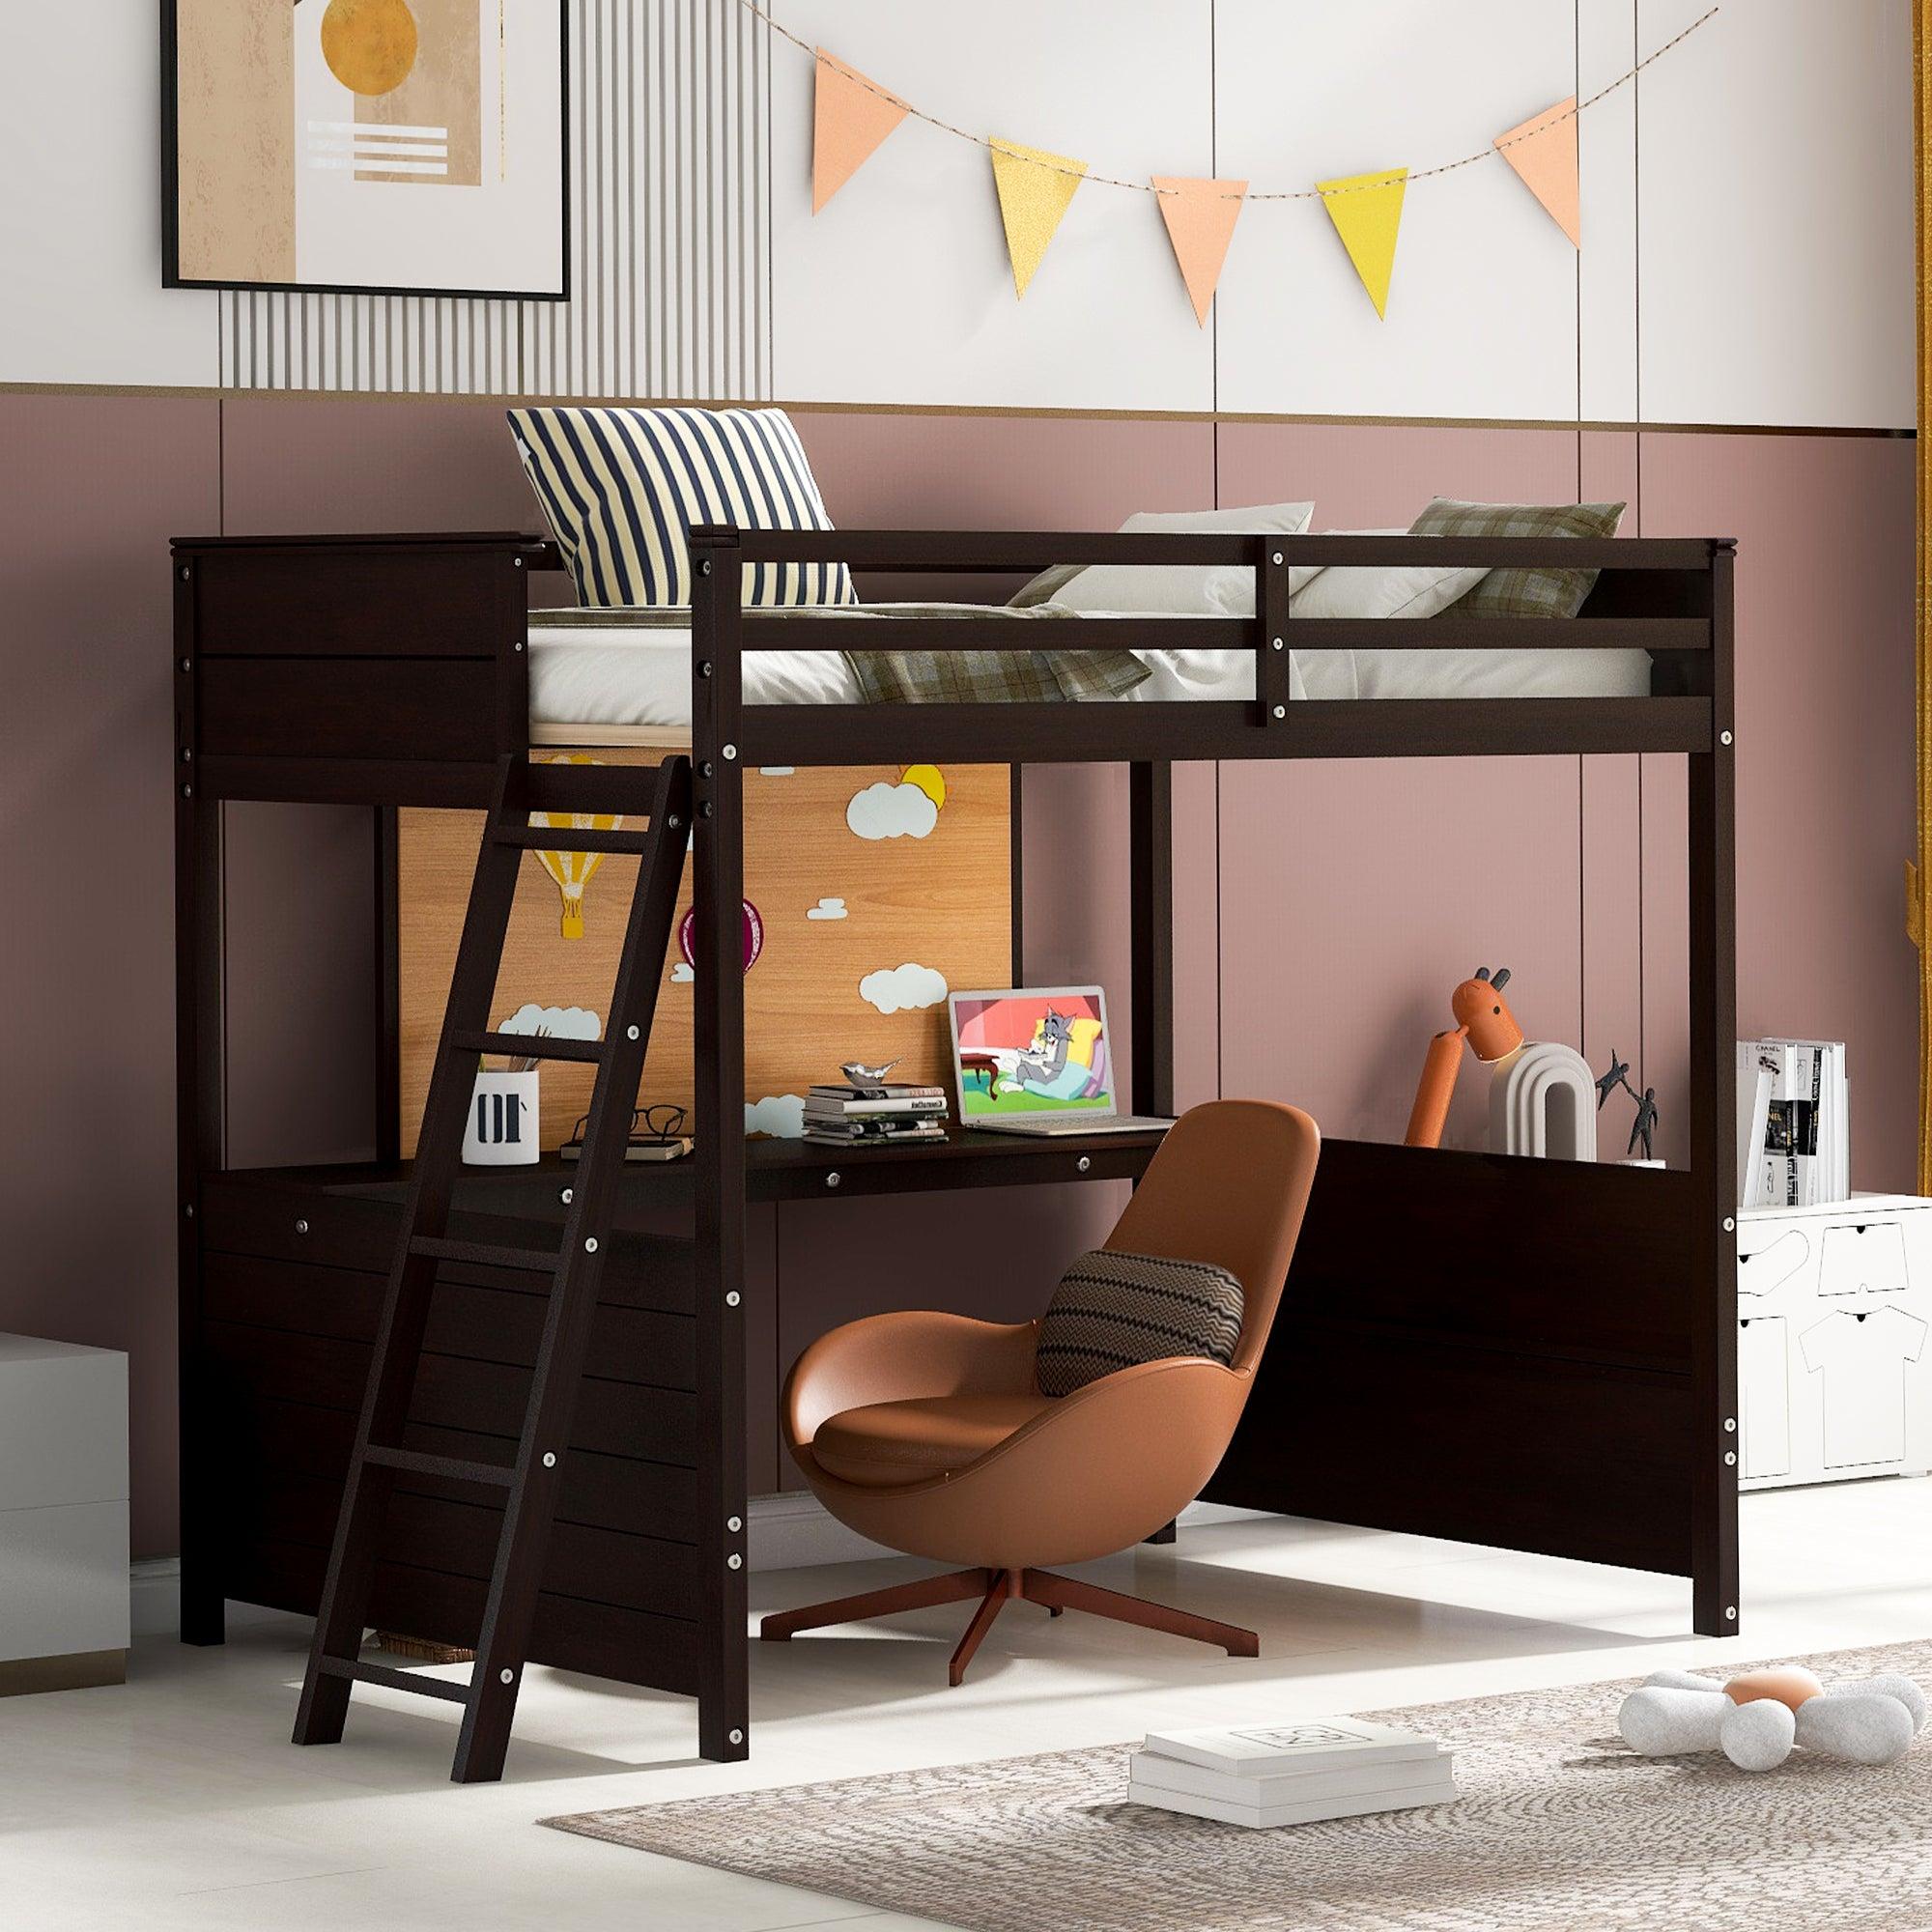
[162,0,568,299]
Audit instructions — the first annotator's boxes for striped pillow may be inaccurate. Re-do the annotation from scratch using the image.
[507,405,857,610]
[1036,1248,1245,1398]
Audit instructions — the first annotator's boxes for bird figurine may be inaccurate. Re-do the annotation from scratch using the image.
[840,1057,900,1087]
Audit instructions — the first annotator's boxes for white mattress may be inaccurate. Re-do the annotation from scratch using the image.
[526,616,1653,731]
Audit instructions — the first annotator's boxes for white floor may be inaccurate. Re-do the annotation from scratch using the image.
[10,1480,1932,1932]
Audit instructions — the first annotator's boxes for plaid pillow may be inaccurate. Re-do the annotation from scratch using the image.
[1037,1247,1245,1397]
[1407,497,1626,619]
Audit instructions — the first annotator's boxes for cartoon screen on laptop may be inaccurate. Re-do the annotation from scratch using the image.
[950,989,1112,1121]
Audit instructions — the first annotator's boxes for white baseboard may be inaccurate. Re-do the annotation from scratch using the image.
[130,1557,180,1637]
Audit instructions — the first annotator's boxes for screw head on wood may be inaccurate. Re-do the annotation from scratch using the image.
[1720,730,1734,746]
[513,640,524,653]
[500,1667,515,1683]
[1272,638,1285,650]
[1271,552,1284,566]
[667,814,683,830]
[179,565,191,580]
[698,558,712,575]
[698,661,713,677]
[560,1187,573,1206]
[727,1553,742,1570]
[826,1173,841,1188]
[626,1025,639,1040]
[184,1204,195,1218]
[1077,1156,1091,1173]
[512,556,524,569]
[725,1291,741,1307]
[1724,1416,1737,1432]
[723,744,738,761]
[180,783,193,798]
[295,1219,309,1236]
[584,1236,598,1253]
[1726,1606,1738,1622]
[727,1515,742,1532]
[729,1728,744,1746]
[1724,1451,1737,1466]
[1723,1217,1736,1232]
[542,1452,556,1468]
[1272,705,1286,720]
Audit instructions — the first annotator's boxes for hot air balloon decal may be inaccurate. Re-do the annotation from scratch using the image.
[530,753,622,940]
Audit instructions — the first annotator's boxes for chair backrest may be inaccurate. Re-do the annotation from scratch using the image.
[1102,1099,1320,1375]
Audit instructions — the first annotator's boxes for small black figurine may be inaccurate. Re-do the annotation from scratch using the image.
[1596,1049,1662,1162]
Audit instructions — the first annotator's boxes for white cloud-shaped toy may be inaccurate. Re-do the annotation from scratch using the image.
[744,1094,806,1139]
[859,962,949,1015]
[847,781,937,841]
[497,1002,601,1040]
[807,896,847,921]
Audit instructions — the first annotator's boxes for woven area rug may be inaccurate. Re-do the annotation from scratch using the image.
[543,1641,1932,1932]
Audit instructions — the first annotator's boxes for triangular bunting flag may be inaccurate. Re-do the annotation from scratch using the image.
[1152,177,1247,327]
[1316,168,1407,319]
[812,49,908,213]
[1493,97,1580,246]
[989,139,1088,298]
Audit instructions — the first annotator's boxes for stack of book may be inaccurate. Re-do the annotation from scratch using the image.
[1128,1717,1458,1830]
[803,1079,950,1148]
[1736,1037,1849,1208]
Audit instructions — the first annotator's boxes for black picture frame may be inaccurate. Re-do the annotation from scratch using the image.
[159,0,571,303]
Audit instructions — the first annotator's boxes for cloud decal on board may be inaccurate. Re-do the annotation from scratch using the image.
[859,962,949,1015]
[807,896,848,921]
[497,1002,602,1040]
[744,1094,807,1139]
[846,780,938,841]
[669,962,694,983]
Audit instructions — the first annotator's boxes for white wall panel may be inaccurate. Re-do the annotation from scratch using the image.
[220,0,770,399]
[0,0,216,388]
[1636,0,1913,429]
[1213,1,1581,422]
[1578,0,1640,423]
[768,0,1216,412]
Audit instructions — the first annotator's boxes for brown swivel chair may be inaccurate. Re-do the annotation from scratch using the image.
[761,1100,1321,1684]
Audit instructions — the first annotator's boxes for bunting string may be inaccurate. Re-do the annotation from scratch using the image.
[743,0,1719,200]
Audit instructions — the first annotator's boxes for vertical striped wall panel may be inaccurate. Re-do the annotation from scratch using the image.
[220,0,768,401]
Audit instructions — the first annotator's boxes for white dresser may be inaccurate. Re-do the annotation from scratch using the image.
[0,1335,129,1693]
[1737,1196,1932,1491]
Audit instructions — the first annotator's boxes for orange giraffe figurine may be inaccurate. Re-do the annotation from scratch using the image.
[1404,966,1525,1149]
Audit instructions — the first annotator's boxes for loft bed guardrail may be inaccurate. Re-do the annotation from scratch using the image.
[172,524,1737,1775]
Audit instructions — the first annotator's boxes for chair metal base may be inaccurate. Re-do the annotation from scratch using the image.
[759,1565,1259,1686]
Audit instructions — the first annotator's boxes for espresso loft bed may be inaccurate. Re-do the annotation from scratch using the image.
[171,525,1738,1775]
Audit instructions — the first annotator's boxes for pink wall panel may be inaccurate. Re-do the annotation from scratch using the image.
[1641,430,1918,1191]
[1214,421,1593,1151]
[0,393,221,1557]
[1218,756,1584,1149]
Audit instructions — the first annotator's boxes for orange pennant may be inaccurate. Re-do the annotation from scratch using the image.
[1493,97,1579,247]
[812,49,908,213]
[1151,177,1247,327]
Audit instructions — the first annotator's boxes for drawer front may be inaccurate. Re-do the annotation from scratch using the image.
[201,1179,696,1314]
[0,1501,129,1659]
[199,657,502,764]
[1819,1220,1914,1299]
[1736,1223,1816,1303]
[0,1353,128,1512]
[203,1321,697,1465]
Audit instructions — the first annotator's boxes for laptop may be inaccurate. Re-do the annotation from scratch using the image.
[947,987,1175,1137]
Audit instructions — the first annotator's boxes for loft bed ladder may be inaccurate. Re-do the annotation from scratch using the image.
[292,751,693,1784]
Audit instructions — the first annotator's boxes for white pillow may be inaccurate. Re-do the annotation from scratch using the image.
[1046,501,1316,616]
[1288,531,1490,622]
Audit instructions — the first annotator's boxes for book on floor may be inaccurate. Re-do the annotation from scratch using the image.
[1141,1717,1445,1776]
[1124,1772,1457,1831]
[1127,1747,1454,1809]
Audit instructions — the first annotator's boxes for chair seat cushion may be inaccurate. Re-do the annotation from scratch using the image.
[810,1393,1053,1488]
[1037,1247,1245,1396]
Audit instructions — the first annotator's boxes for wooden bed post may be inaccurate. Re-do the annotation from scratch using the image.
[688,526,752,1761]
[173,552,226,1646]
[1688,538,1740,1635]
[1128,761,1176,1118]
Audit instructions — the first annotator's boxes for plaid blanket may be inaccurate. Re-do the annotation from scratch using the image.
[529,602,1151,705]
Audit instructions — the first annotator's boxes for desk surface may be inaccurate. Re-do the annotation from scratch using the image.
[219,1125,1167,1211]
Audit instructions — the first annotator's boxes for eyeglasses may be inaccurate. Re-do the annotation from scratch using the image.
[568,1103,689,1147]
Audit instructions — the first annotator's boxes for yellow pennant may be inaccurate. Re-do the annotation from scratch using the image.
[1317,167,1408,319]
[990,139,1088,298]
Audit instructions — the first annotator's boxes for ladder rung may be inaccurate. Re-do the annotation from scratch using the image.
[320,1657,473,1704]
[495,826,654,855]
[363,1445,515,1488]
[409,1236,560,1273]
[450,1029,605,1065]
